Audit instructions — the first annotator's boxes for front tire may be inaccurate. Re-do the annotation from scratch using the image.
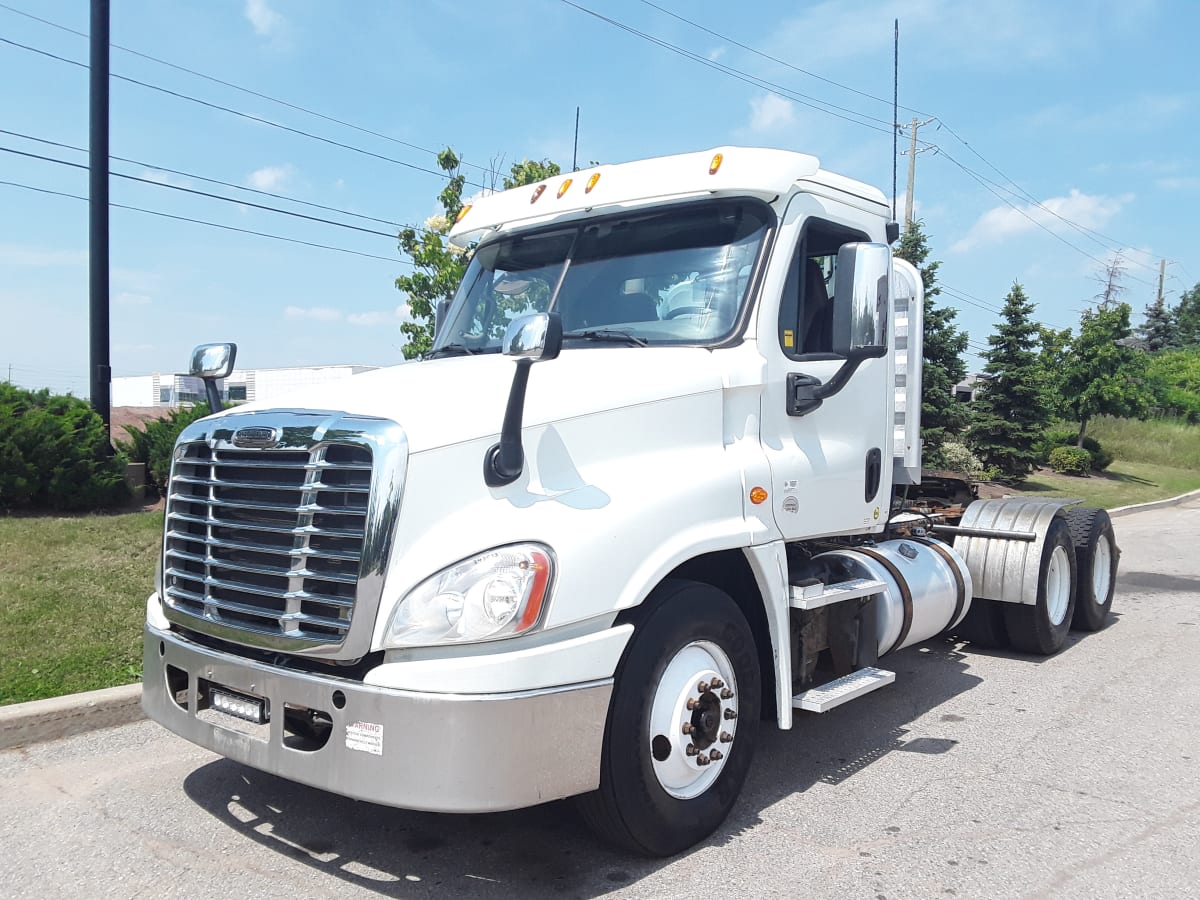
[1003,515,1077,655]
[577,579,760,857]
[1064,507,1118,632]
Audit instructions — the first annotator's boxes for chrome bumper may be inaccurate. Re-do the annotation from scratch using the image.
[142,625,612,813]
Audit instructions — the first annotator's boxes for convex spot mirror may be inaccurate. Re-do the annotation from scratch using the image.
[832,243,890,356]
[502,312,563,362]
[189,342,237,379]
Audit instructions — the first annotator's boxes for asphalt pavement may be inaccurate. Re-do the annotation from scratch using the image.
[1,498,1197,899]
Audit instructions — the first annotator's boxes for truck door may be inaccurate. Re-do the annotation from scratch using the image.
[760,216,894,540]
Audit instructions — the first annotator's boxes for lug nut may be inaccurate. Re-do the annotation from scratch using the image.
[710,677,724,689]
[709,749,723,761]
[686,744,698,757]
[720,688,733,700]
[681,723,694,735]
[686,698,698,711]
[697,681,709,693]
[724,708,737,720]
[720,731,733,743]
[696,754,710,766]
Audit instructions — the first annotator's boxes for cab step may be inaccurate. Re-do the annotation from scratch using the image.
[792,667,896,713]
[789,577,887,610]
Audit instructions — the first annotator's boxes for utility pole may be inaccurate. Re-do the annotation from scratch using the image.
[901,116,937,227]
[1157,258,1167,306]
[89,0,112,441]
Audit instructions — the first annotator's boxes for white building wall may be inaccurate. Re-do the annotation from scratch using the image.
[111,374,156,407]
[112,365,379,408]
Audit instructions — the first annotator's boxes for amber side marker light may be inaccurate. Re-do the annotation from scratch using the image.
[530,184,546,204]
[557,178,573,199]
[585,172,601,193]
[709,153,724,175]
[749,486,768,505]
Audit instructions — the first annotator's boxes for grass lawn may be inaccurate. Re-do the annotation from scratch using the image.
[1016,459,1200,509]
[0,510,162,706]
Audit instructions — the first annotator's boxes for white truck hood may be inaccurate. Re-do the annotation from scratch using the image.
[228,347,726,453]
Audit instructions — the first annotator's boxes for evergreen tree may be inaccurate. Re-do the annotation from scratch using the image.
[893,220,970,468]
[1138,296,1179,351]
[1060,303,1149,443]
[967,282,1049,483]
[1175,282,1200,346]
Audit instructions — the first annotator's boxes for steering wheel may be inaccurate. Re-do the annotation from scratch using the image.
[663,306,709,319]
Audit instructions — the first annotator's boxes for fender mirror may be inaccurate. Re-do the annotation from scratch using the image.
[188,342,237,412]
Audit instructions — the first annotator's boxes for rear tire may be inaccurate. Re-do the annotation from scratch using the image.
[1064,507,1118,632]
[955,597,1009,648]
[1003,515,1077,655]
[576,579,760,857]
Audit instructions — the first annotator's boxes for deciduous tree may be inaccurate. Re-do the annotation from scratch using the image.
[1060,303,1149,444]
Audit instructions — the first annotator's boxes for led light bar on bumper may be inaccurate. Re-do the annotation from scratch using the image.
[385,543,553,647]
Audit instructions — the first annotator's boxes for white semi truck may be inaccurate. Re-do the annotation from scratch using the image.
[142,147,1119,856]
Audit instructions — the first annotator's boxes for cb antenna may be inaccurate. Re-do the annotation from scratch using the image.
[892,18,898,224]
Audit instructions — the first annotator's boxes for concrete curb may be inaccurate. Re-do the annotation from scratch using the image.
[4,488,1198,752]
[0,682,143,751]
[1108,487,1200,518]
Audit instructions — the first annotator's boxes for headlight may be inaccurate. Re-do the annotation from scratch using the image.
[385,543,553,647]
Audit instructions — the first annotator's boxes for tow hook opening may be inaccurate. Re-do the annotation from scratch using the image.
[283,703,333,752]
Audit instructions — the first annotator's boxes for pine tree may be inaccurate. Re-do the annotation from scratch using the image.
[968,282,1049,483]
[1175,283,1200,346]
[1138,296,1179,351]
[893,220,969,468]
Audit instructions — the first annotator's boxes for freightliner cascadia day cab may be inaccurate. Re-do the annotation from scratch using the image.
[142,147,1120,856]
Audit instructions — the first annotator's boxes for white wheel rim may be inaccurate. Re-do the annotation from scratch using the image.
[1046,544,1071,626]
[647,640,738,800]
[1092,535,1113,605]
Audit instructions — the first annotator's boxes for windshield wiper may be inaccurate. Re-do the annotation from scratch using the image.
[426,343,479,358]
[562,329,649,347]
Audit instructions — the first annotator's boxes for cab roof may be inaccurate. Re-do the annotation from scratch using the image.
[447,146,888,248]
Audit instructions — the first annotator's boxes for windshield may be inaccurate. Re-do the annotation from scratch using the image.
[431,199,772,354]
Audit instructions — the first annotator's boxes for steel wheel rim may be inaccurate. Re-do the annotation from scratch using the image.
[647,640,738,800]
[1046,544,1071,626]
[1093,534,1113,605]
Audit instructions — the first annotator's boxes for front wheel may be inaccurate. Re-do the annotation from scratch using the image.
[577,579,760,857]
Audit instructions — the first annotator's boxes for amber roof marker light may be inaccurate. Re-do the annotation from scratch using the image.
[709,153,724,175]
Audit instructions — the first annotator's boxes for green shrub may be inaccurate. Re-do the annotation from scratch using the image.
[1047,445,1092,475]
[0,383,129,510]
[1036,427,1113,471]
[117,403,212,495]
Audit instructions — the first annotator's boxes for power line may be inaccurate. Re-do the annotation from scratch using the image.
[0,35,488,189]
[0,0,494,176]
[0,144,404,239]
[637,0,934,118]
[558,1,897,135]
[0,129,444,239]
[0,178,409,265]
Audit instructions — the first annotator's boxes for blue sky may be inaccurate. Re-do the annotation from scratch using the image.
[1,0,1195,396]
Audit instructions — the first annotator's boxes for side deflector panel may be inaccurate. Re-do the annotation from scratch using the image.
[891,259,923,485]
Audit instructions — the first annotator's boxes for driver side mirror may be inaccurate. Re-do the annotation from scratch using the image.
[832,243,890,356]
[502,312,563,362]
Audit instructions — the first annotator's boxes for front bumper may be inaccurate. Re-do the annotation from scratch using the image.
[143,624,612,813]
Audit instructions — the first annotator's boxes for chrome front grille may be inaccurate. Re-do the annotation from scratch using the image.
[163,441,373,646]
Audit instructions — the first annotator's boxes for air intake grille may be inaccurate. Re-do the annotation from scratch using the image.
[163,442,373,645]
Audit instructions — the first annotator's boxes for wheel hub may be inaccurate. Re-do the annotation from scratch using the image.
[648,641,738,799]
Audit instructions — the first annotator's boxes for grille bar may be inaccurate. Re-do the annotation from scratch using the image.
[163,436,374,646]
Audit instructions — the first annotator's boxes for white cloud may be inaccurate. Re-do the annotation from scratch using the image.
[746,93,796,134]
[707,46,726,62]
[244,0,283,37]
[247,164,296,191]
[951,190,1131,253]
[1157,176,1200,191]
[115,292,152,306]
[0,245,86,267]
[347,304,412,327]
[285,306,343,322]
